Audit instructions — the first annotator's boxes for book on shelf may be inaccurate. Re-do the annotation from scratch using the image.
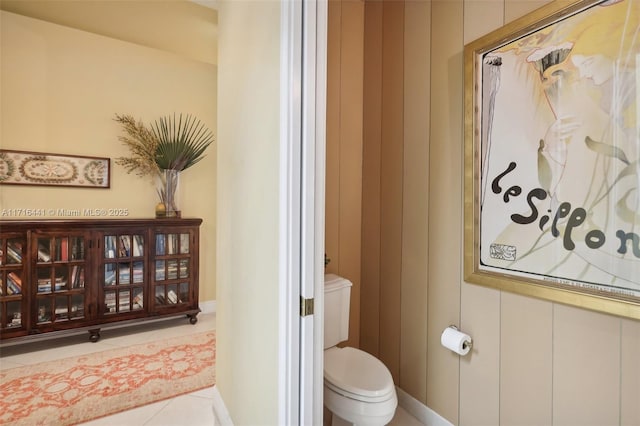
[6,245,22,264]
[71,266,85,288]
[104,292,116,312]
[179,260,188,278]
[133,291,144,308]
[104,269,116,285]
[71,240,79,260]
[156,234,165,255]
[167,260,178,278]
[7,281,20,295]
[37,277,52,292]
[118,265,131,284]
[9,312,21,327]
[167,289,178,304]
[119,292,130,310]
[119,235,131,257]
[71,265,77,287]
[54,276,67,291]
[132,235,143,257]
[60,238,69,261]
[8,271,22,287]
[37,277,67,292]
[38,243,51,262]
[71,238,84,260]
[105,236,116,259]
[180,233,190,254]
[55,306,69,316]
[7,272,22,295]
[53,238,69,261]
[132,262,144,283]
[155,261,166,280]
[168,234,178,255]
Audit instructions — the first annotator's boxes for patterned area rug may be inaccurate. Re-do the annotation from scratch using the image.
[0,331,215,425]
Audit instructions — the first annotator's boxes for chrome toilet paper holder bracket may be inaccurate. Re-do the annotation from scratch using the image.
[448,325,473,351]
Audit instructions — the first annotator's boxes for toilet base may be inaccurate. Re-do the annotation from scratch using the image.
[324,385,397,426]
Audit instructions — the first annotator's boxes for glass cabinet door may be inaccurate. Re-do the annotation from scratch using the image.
[0,235,27,332]
[101,232,145,315]
[34,233,87,326]
[153,231,192,309]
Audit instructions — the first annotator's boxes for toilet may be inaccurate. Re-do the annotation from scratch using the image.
[324,274,397,426]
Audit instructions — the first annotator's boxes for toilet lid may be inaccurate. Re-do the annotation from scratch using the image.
[324,347,395,401]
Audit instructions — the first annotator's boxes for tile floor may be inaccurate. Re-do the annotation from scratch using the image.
[325,406,424,426]
[388,407,425,426]
[1,312,423,425]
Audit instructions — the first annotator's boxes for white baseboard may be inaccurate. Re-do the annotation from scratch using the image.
[396,386,453,426]
[200,299,216,314]
[212,385,233,426]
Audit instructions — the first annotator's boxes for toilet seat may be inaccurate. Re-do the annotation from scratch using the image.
[324,347,395,403]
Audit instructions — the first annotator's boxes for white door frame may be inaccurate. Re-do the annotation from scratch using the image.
[301,0,327,425]
[278,0,327,425]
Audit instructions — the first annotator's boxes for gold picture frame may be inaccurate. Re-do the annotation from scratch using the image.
[0,149,110,188]
[464,0,640,319]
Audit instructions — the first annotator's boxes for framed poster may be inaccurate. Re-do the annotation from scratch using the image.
[0,150,110,188]
[464,0,640,319]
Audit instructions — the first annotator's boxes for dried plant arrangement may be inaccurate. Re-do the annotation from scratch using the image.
[114,113,214,175]
[114,113,214,216]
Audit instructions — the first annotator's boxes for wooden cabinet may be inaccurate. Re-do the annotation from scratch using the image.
[0,218,202,344]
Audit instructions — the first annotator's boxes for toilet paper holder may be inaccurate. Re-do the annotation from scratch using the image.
[448,325,473,351]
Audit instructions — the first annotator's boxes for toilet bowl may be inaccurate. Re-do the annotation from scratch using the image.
[324,346,397,425]
[324,274,397,426]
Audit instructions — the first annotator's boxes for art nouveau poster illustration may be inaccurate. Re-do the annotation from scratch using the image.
[467,0,640,308]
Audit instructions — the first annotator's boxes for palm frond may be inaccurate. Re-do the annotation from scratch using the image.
[151,113,215,171]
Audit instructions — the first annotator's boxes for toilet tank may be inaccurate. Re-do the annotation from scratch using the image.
[324,274,352,349]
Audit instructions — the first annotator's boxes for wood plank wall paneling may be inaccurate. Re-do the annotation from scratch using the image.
[500,292,553,425]
[341,1,640,425]
[400,0,430,403]
[325,0,342,278]
[361,0,408,385]
[339,0,364,348]
[459,1,503,424]
[460,284,501,425]
[378,0,404,383]
[426,0,463,422]
[361,0,383,357]
[325,0,364,349]
[553,306,621,425]
[621,319,640,425]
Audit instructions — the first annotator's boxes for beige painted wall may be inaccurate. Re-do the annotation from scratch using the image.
[0,0,217,65]
[216,0,280,424]
[0,4,217,302]
[353,0,640,424]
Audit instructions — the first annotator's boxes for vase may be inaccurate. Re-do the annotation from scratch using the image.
[157,169,181,218]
